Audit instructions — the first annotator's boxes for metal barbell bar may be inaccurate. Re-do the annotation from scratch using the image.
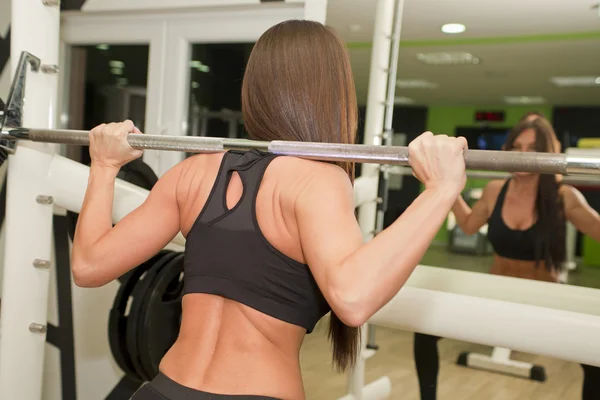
[2,127,600,175]
[384,165,600,186]
[0,128,600,175]
[1,51,599,176]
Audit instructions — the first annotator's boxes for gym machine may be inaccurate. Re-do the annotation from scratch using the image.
[189,102,243,139]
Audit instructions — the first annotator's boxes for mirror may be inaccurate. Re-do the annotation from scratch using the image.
[338,0,600,292]
[304,1,600,399]
[185,42,254,146]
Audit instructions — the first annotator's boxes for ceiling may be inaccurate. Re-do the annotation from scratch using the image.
[325,0,600,105]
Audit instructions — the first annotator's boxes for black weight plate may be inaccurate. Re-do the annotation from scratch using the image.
[108,250,171,381]
[138,253,185,380]
[126,251,180,382]
[120,158,159,190]
[66,159,158,242]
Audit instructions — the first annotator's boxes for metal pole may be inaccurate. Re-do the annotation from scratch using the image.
[347,0,396,397]
[368,0,406,354]
[0,0,60,398]
[4,128,600,175]
[382,0,404,134]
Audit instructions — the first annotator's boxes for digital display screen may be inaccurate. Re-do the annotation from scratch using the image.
[475,111,505,122]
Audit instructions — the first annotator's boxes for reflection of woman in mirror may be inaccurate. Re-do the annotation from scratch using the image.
[413,115,600,400]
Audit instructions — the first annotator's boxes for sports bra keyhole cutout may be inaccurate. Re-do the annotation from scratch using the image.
[223,171,244,212]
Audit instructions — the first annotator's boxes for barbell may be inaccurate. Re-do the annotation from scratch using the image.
[2,127,600,176]
[385,166,600,187]
[1,51,599,176]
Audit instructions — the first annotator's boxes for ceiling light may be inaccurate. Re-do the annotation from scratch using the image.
[504,96,546,105]
[441,23,466,34]
[416,52,480,65]
[394,96,415,104]
[109,60,124,69]
[396,79,438,89]
[110,67,123,75]
[551,76,600,87]
[96,44,110,51]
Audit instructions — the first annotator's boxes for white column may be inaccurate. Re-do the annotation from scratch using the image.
[345,1,395,398]
[303,0,328,23]
[0,0,60,398]
[357,0,394,241]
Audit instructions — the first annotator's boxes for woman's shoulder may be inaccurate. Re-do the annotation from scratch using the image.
[558,184,584,205]
[482,179,506,197]
[484,179,506,190]
[272,157,354,204]
[274,156,351,184]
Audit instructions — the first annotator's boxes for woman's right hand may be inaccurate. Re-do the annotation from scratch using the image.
[408,131,468,194]
[89,120,143,171]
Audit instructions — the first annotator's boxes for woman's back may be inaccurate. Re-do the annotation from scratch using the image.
[70,19,470,400]
[159,151,337,399]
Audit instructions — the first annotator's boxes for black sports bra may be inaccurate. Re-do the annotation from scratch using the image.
[182,150,330,333]
[487,180,538,261]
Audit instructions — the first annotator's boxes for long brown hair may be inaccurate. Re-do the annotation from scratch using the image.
[241,20,359,371]
[504,118,566,272]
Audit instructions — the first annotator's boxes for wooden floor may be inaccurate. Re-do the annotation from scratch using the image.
[300,322,584,400]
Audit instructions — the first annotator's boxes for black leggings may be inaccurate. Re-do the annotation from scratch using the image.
[413,333,441,400]
[413,333,600,400]
[131,373,280,400]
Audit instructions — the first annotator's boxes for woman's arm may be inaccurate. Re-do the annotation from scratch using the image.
[563,185,600,242]
[71,121,183,287]
[296,132,467,327]
[451,180,500,235]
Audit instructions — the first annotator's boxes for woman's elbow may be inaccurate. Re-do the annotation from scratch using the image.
[72,268,95,288]
[461,227,478,236]
[71,258,106,288]
[329,289,371,327]
[456,221,478,236]
[337,311,369,328]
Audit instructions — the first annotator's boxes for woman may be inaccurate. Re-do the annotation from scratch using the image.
[413,117,600,400]
[71,20,467,400]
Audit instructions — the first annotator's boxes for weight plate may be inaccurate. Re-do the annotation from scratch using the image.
[120,158,159,190]
[108,250,171,381]
[138,253,185,380]
[126,251,180,382]
[66,159,158,242]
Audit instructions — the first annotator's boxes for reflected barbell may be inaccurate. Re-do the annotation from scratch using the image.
[384,166,600,186]
[2,127,600,176]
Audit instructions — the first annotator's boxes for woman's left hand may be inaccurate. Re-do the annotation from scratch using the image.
[89,120,143,170]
